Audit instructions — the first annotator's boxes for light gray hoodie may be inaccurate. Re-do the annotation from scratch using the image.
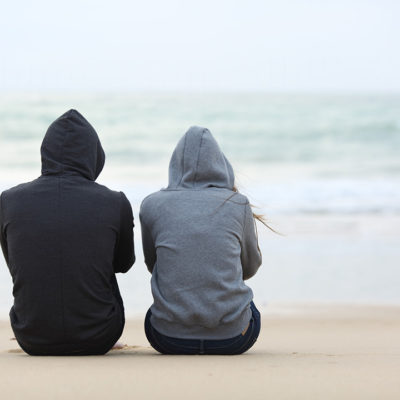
[140,126,262,339]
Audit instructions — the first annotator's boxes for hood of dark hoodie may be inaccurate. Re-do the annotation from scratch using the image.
[168,126,234,190]
[41,109,105,181]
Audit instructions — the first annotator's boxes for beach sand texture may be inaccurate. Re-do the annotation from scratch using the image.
[0,304,399,400]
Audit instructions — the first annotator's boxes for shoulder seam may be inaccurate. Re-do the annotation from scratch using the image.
[241,202,248,241]
[140,191,163,208]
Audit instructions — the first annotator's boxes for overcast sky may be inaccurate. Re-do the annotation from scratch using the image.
[0,0,399,92]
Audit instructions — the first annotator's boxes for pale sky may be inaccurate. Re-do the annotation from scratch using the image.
[0,0,399,92]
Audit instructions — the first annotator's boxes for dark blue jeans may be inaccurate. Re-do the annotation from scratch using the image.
[144,302,261,355]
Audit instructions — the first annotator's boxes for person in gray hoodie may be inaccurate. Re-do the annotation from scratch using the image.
[140,126,262,355]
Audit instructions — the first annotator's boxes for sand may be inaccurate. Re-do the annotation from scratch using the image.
[0,304,399,400]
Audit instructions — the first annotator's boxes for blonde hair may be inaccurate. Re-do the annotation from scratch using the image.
[232,185,279,234]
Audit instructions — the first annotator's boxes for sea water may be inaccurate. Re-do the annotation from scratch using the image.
[0,93,399,316]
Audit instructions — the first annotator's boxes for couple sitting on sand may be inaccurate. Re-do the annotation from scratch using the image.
[0,109,263,356]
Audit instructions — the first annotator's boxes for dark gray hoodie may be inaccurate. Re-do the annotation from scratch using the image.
[140,126,262,340]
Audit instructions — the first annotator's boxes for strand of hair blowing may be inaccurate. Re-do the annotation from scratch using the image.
[232,185,280,235]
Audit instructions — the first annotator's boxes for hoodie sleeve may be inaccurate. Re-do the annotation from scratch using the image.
[241,202,262,280]
[0,194,9,266]
[139,208,156,274]
[113,192,135,273]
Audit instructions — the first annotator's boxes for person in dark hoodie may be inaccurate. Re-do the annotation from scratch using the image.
[0,109,135,356]
[140,126,262,355]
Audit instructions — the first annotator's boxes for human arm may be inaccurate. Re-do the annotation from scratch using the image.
[241,202,262,280]
[139,214,156,274]
[0,194,9,266]
[113,192,135,273]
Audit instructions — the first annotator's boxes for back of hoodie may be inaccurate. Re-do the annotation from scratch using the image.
[0,110,135,355]
[140,127,262,340]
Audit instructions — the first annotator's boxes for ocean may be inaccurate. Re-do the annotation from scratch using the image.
[0,93,399,316]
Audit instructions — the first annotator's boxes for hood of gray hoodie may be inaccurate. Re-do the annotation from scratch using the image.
[167,126,234,190]
[41,109,105,181]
